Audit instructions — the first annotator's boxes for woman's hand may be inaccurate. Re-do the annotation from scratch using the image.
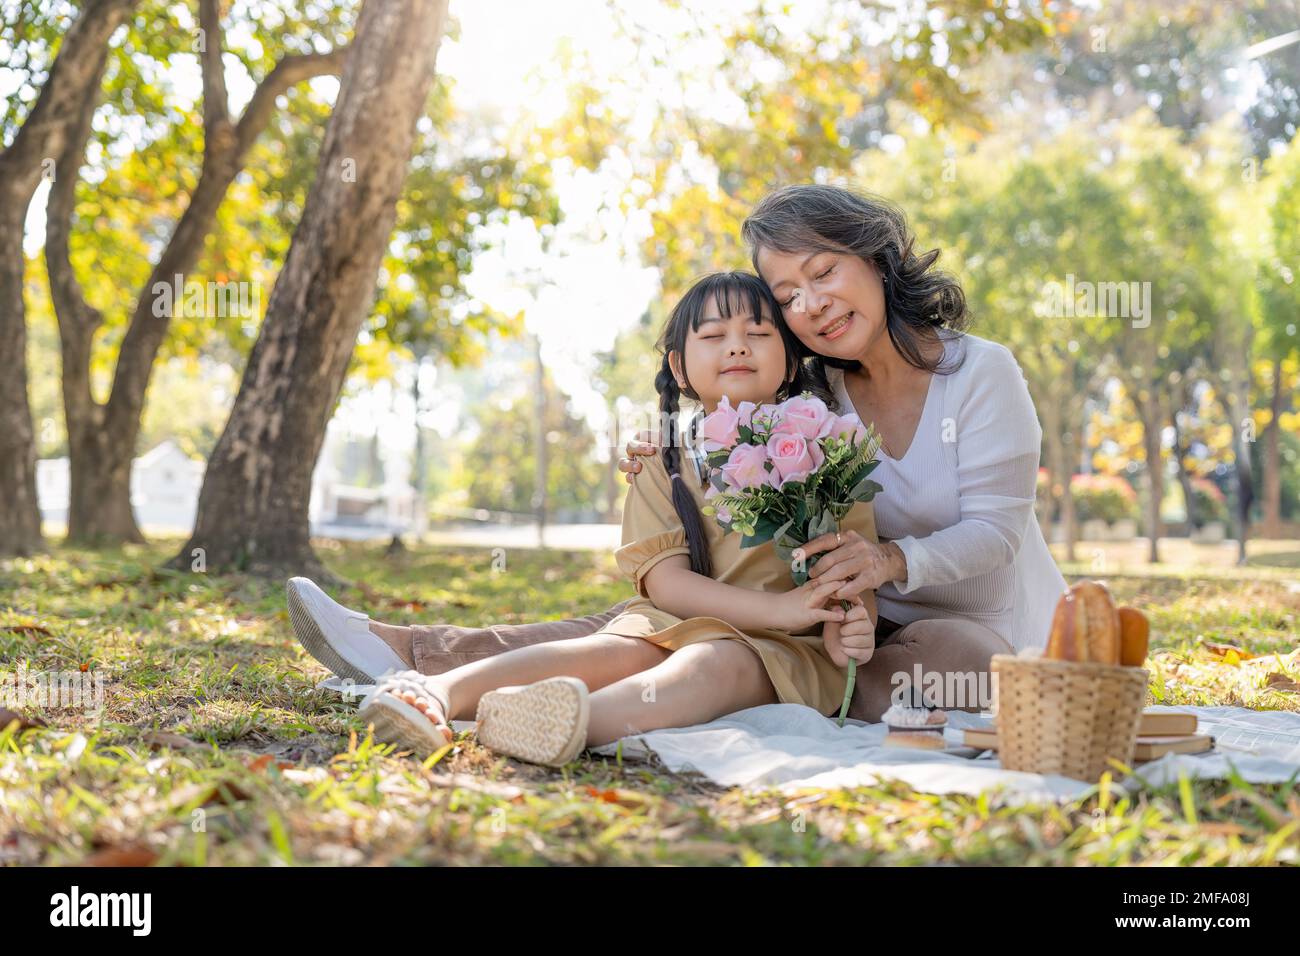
[617,430,660,484]
[822,596,876,666]
[792,532,907,600]
[768,577,848,634]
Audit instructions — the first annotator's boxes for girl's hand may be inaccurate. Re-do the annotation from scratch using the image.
[823,597,876,666]
[793,532,907,600]
[769,577,848,634]
[618,430,661,484]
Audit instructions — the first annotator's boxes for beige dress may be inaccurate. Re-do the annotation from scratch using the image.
[604,449,879,717]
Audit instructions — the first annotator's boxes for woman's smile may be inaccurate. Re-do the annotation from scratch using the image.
[818,311,855,341]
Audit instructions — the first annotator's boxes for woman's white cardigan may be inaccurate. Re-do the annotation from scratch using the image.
[826,332,1067,652]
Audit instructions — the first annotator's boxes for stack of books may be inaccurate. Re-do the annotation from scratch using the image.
[962,708,1213,761]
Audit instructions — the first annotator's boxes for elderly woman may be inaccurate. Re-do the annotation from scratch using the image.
[287,184,1066,722]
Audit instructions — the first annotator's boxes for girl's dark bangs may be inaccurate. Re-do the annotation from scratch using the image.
[680,279,712,333]
[714,275,772,326]
[688,273,768,330]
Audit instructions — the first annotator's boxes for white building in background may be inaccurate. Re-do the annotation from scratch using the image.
[36,439,204,532]
[305,424,416,541]
[36,431,417,539]
[131,440,207,530]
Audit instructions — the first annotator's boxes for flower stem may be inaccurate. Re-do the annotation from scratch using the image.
[836,596,855,727]
[837,660,856,727]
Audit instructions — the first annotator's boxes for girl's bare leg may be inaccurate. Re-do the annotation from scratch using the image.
[585,639,778,746]
[402,632,672,723]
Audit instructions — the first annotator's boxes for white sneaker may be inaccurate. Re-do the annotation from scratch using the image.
[286,577,409,684]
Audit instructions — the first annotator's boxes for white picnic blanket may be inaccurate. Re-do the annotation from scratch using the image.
[593,704,1300,804]
[320,678,1300,804]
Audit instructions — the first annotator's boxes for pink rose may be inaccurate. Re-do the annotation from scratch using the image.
[828,412,868,445]
[765,431,824,486]
[720,442,773,490]
[735,400,757,431]
[698,396,741,453]
[772,395,834,440]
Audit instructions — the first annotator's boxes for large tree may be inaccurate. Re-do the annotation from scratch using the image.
[0,0,138,556]
[44,0,350,544]
[170,0,449,577]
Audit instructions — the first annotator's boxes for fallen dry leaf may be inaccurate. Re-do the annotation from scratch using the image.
[207,781,254,806]
[141,730,203,751]
[584,785,651,809]
[246,753,294,773]
[82,844,159,867]
[1201,641,1255,661]
[0,707,45,732]
[2,623,51,637]
[165,779,255,809]
[1194,822,1249,838]
[1265,672,1300,693]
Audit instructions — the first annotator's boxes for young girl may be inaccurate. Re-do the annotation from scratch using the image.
[356,271,880,766]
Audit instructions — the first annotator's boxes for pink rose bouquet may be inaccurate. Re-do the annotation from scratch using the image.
[697,392,883,726]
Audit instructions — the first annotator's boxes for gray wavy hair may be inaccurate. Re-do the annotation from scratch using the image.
[741,184,969,375]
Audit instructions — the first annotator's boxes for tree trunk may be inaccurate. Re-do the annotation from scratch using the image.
[1168,386,1198,534]
[168,0,449,578]
[67,410,146,545]
[532,333,548,549]
[1140,390,1164,564]
[0,207,43,556]
[0,0,137,556]
[1212,337,1255,566]
[1040,401,1067,561]
[411,348,428,539]
[45,58,146,544]
[1060,463,1078,562]
[1261,358,1283,538]
[603,400,621,522]
[1227,386,1255,567]
[1060,428,1079,564]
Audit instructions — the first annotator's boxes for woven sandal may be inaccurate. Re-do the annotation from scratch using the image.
[358,670,455,756]
[474,676,590,768]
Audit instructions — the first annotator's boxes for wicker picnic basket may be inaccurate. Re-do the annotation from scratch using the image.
[991,654,1149,781]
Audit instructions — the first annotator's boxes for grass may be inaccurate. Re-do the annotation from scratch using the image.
[1,538,1298,866]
